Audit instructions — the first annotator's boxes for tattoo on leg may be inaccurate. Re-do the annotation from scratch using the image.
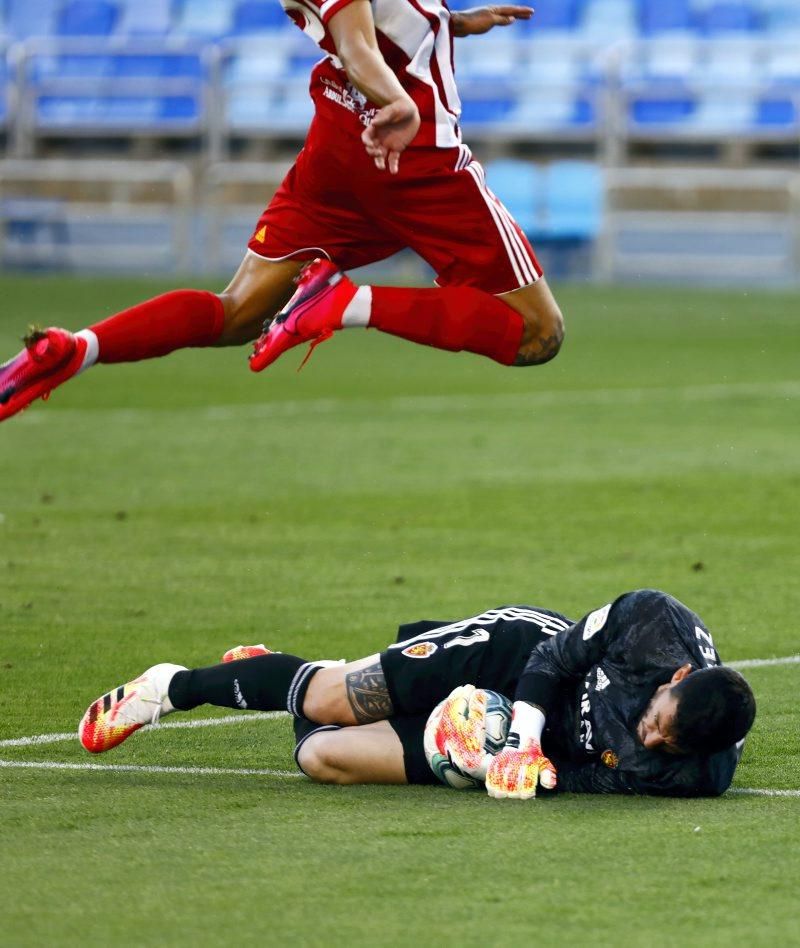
[345,661,393,723]
[515,331,563,366]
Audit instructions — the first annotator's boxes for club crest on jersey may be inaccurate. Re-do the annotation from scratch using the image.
[402,642,438,659]
[601,749,619,769]
[583,603,611,640]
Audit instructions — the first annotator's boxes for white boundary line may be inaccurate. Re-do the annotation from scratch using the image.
[0,711,287,749]
[0,759,301,778]
[728,788,800,798]
[0,759,796,796]
[729,655,800,669]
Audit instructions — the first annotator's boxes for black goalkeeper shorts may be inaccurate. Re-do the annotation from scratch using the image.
[380,605,573,718]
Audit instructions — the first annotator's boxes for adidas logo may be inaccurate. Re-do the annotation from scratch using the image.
[596,667,610,691]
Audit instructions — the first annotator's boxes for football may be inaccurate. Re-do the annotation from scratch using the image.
[423,689,513,790]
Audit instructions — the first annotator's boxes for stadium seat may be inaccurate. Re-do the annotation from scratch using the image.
[579,0,637,39]
[36,92,201,127]
[764,0,800,35]
[639,0,693,35]
[515,0,582,32]
[56,0,119,36]
[689,92,755,131]
[637,34,698,79]
[223,41,287,83]
[755,95,798,129]
[700,37,762,87]
[630,93,696,127]
[175,0,236,38]
[700,2,760,35]
[6,0,61,39]
[543,161,602,239]
[116,0,173,36]
[460,91,517,124]
[485,159,542,234]
[231,0,288,35]
[455,39,519,81]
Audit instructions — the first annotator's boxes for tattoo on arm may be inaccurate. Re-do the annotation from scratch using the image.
[345,661,393,723]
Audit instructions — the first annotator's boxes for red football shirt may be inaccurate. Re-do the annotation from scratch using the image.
[280,0,462,148]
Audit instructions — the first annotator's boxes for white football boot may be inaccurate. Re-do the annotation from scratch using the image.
[78,663,186,753]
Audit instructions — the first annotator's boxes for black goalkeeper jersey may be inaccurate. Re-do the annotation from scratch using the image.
[518,589,744,797]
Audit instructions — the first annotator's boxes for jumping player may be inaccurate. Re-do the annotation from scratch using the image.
[78,589,756,799]
[0,2,565,423]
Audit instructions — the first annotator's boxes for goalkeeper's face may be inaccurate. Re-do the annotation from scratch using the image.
[636,664,692,754]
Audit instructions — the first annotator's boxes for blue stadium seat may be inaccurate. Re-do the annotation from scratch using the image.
[485,159,542,234]
[516,0,582,32]
[580,0,637,39]
[639,0,692,35]
[112,53,205,78]
[543,161,602,239]
[755,95,798,129]
[231,0,288,35]
[689,92,755,131]
[117,0,173,36]
[764,0,800,35]
[37,93,201,127]
[6,0,61,39]
[460,92,516,124]
[700,2,761,35]
[288,48,323,75]
[56,0,119,36]
[630,92,696,126]
[175,0,236,38]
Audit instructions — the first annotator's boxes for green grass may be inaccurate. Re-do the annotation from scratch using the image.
[1,275,799,946]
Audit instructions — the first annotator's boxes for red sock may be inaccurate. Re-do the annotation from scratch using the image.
[368,286,523,366]
[90,290,225,364]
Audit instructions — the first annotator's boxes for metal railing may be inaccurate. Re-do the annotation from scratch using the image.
[598,166,800,284]
[0,159,194,271]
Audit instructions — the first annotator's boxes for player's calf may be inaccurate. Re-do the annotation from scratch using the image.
[501,278,565,367]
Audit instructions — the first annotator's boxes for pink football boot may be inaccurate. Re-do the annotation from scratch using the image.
[249,259,357,372]
[0,328,87,422]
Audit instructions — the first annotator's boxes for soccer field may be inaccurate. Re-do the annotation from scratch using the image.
[1,275,799,946]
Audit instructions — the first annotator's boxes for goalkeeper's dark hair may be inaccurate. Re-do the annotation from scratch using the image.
[672,667,756,755]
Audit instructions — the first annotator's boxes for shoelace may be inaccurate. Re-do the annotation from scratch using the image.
[110,687,165,728]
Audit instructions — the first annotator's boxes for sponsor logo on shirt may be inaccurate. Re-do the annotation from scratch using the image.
[320,77,378,127]
[596,667,610,691]
[402,641,438,659]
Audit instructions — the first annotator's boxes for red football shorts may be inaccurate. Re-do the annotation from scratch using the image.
[248,115,543,296]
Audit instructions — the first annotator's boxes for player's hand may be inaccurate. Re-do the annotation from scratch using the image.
[433,685,491,779]
[485,740,557,800]
[451,5,533,37]
[361,97,421,174]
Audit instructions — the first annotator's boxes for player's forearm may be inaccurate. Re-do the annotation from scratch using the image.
[337,40,411,108]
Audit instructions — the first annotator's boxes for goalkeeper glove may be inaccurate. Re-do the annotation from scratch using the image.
[433,684,491,780]
[485,701,557,799]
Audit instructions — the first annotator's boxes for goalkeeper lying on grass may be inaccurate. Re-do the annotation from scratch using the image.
[79,589,756,798]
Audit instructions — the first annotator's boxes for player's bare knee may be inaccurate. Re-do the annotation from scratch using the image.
[296,732,352,785]
[515,304,565,367]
